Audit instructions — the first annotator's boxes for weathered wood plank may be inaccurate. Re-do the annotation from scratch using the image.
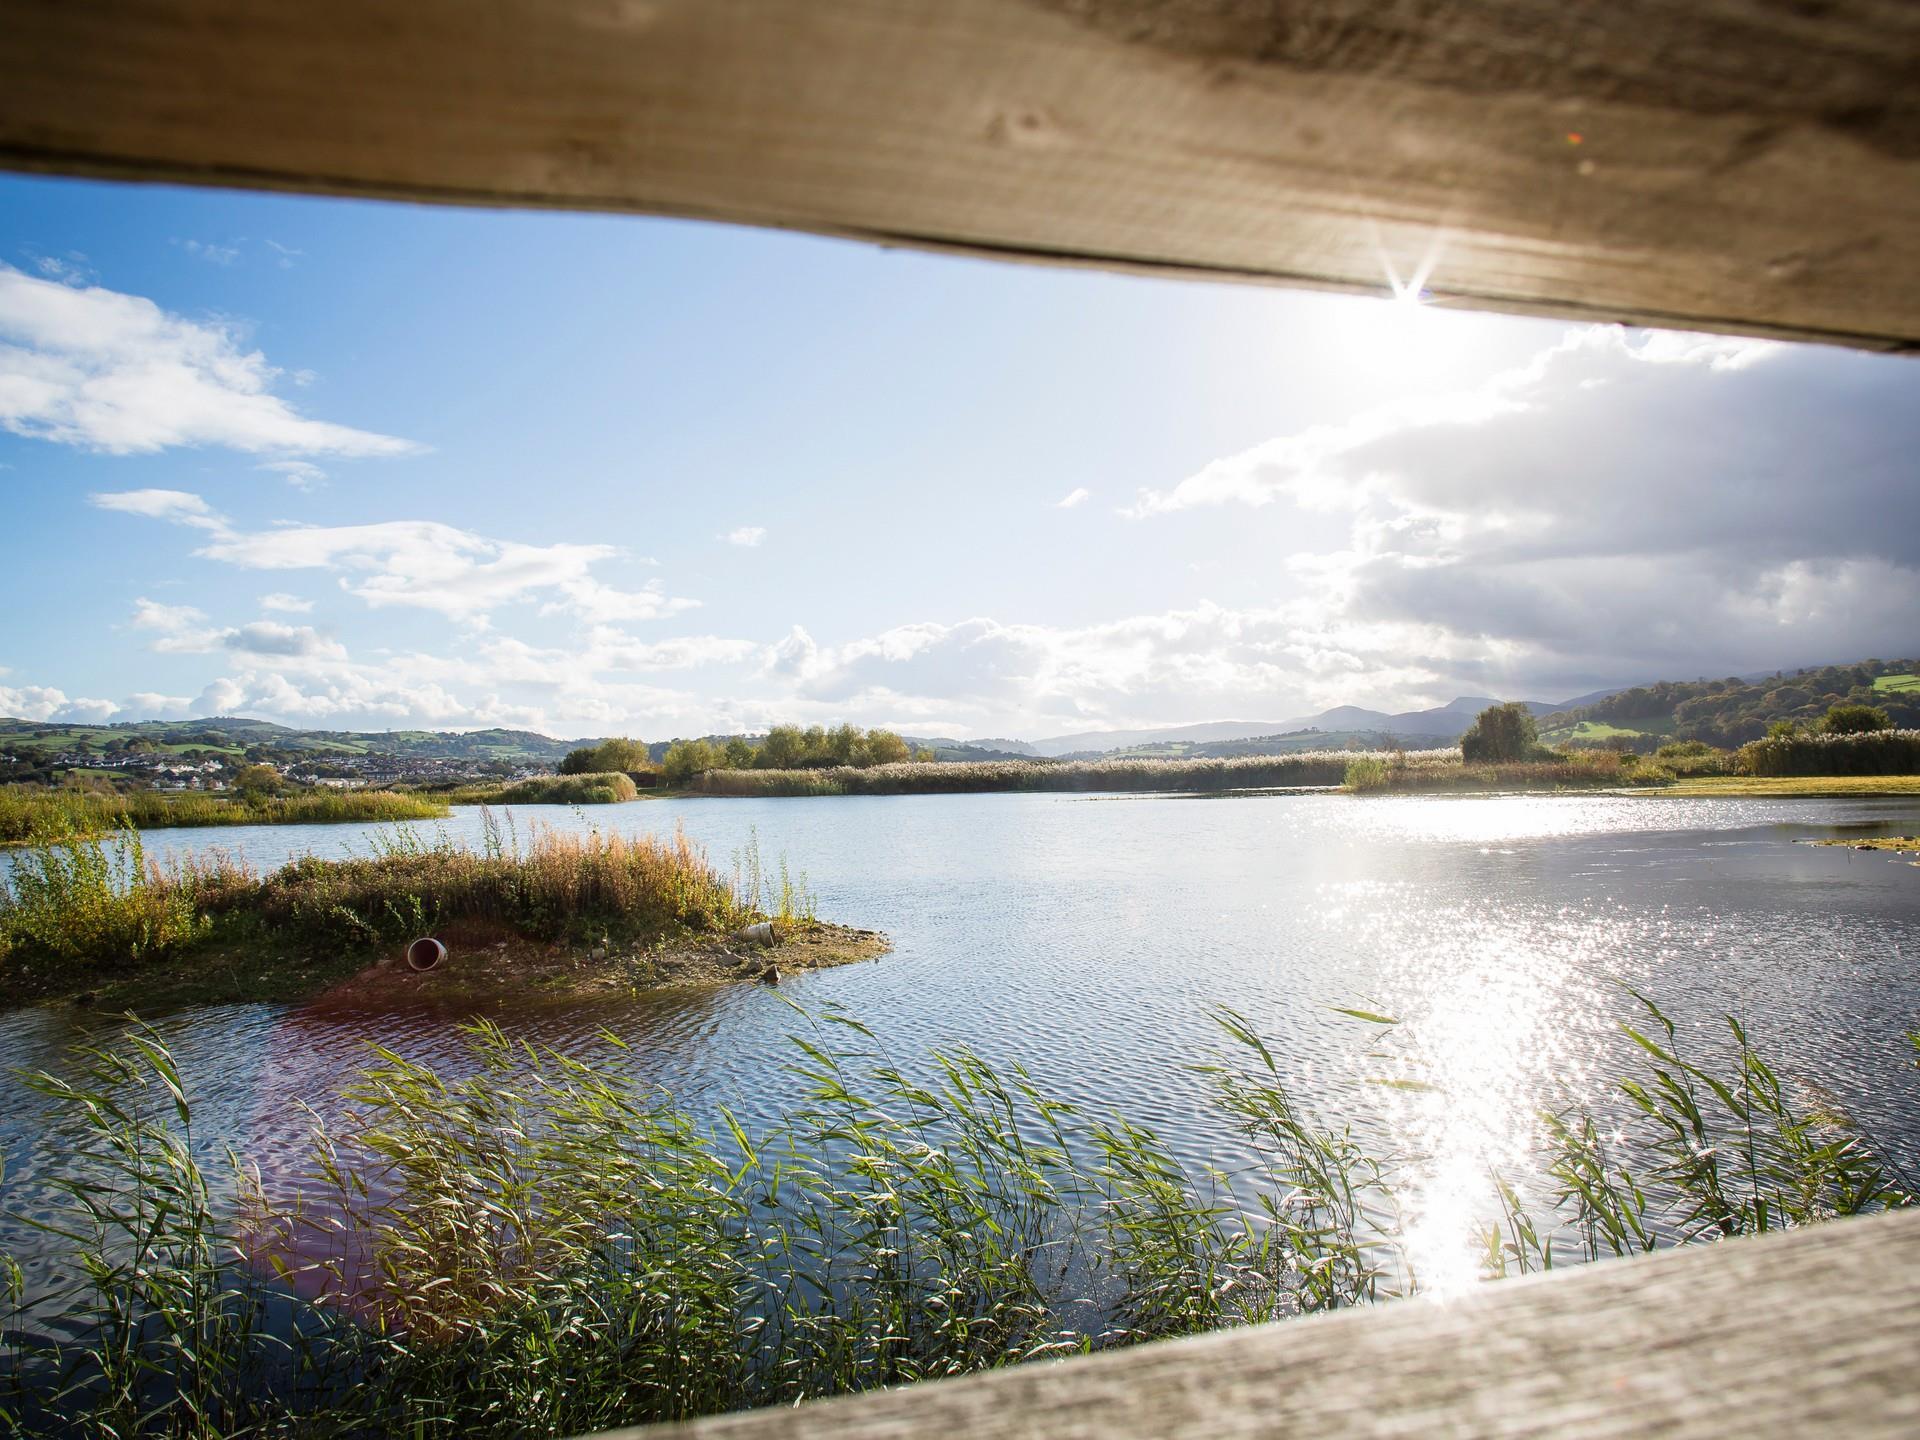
[2,1,1918,350]
[597,1208,1920,1438]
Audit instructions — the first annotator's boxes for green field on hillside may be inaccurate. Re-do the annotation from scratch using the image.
[1872,673,1920,693]
[1539,716,1675,744]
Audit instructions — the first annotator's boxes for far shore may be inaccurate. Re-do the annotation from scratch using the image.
[8,769,1920,849]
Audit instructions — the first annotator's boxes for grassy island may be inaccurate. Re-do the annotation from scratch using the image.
[0,820,881,1011]
[429,769,644,806]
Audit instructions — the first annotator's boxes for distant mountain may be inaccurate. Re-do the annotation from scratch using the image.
[1029,720,1307,758]
[1029,697,1565,756]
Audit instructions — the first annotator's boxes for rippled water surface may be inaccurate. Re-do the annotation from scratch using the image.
[5,791,1919,1290]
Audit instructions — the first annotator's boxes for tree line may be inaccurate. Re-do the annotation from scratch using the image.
[560,726,935,786]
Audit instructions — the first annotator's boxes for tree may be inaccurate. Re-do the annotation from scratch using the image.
[757,725,806,770]
[1819,703,1893,735]
[801,726,829,767]
[861,729,910,766]
[661,738,718,785]
[1459,702,1539,763]
[561,737,653,774]
[722,736,756,768]
[821,723,859,767]
[233,763,284,800]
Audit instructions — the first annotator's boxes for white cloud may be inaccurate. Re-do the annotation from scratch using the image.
[224,621,347,660]
[0,683,78,722]
[131,596,225,654]
[773,603,1313,734]
[0,263,422,457]
[95,491,698,625]
[592,630,763,670]
[258,459,327,490]
[1124,327,1777,519]
[1123,323,1920,699]
[259,592,314,613]
[722,526,767,547]
[547,576,699,625]
[1055,487,1091,509]
[90,488,232,533]
[178,239,241,267]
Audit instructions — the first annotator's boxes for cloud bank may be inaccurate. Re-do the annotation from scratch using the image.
[0,263,420,457]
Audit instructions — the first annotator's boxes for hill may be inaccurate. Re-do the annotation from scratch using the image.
[0,717,582,788]
[1537,659,1920,748]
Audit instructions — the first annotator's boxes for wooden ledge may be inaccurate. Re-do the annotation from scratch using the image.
[605,1208,1920,1438]
[4,1,1920,350]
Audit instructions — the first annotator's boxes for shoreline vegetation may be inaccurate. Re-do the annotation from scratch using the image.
[2,998,1911,1437]
[1339,705,1920,798]
[433,770,641,806]
[0,818,880,1012]
[5,710,1916,843]
[687,750,1406,796]
[0,787,447,845]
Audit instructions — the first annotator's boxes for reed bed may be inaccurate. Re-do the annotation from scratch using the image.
[1343,750,1638,793]
[439,771,640,806]
[690,751,1455,798]
[0,819,752,978]
[0,787,447,845]
[1739,729,1920,777]
[1,996,1909,1437]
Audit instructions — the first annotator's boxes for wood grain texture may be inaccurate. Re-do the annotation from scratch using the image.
[601,1208,1920,1438]
[2,1,1918,349]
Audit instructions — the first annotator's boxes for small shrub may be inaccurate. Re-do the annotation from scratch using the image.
[1819,703,1894,735]
[1342,757,1391,792]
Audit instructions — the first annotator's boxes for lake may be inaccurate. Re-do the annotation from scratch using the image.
[4,790,1919,1297]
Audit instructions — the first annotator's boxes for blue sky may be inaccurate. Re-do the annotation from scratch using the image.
[3,172,1916,740]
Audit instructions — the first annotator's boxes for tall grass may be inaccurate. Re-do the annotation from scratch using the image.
[1344,750,1635,793]
[0,827,206,969]
[690,752,1454,798]
[3,997,1909,1435]
[1,820,751,976]
[0,787,448,845]
[1739,729,1920,777]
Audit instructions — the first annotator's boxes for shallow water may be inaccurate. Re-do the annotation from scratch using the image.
[4,791,1919,1295]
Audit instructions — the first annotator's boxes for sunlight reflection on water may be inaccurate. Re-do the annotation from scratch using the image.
[3,790,1918,1296]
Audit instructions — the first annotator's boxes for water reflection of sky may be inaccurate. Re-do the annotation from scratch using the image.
[4,791,1918,1297]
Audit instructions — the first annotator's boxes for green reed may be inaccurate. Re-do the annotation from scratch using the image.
[0,825,206,969]
[0,788,449,845]
[1,996,1912,1436]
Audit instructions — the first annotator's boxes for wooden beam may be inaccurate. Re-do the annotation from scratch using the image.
[2,1,1918,350]
[601,1208,1920,1438]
